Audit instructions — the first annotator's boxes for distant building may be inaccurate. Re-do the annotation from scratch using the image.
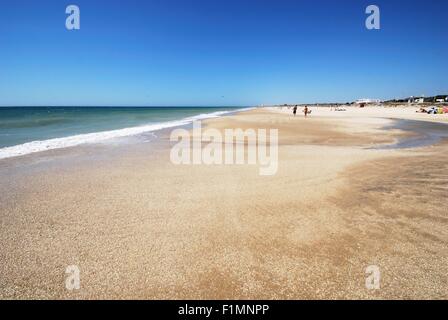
[354,99,381,104]
[407,96,424,103]
[392,94,447,104]
[415,98,425,104]
[434,95,448,103]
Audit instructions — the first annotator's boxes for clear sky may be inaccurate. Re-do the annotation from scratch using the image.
[0,0,447,106]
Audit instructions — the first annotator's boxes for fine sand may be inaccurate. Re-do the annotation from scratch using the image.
[0,107,447,299]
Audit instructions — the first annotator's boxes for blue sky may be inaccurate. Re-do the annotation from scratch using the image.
[0,0,447,106]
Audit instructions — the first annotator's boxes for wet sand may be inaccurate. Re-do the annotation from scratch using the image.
[0,108,447,299]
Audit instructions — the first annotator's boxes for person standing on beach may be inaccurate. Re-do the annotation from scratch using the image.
[303,106,309,118]
[293,105,298,116]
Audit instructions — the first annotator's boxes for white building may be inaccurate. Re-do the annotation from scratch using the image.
[415,98,425,104]
[354,99,381,104]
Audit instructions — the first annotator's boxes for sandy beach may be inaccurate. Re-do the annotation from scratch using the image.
[0,107,447,299]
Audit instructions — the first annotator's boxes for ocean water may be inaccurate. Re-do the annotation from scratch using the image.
[0,107,249,159]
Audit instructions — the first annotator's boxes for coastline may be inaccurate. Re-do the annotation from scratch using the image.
[0,107,252,160]
[0,107,447,299]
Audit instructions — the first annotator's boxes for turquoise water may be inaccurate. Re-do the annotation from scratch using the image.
[0,107,246,159]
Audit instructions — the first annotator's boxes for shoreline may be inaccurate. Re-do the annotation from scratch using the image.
[1,105,447,162]
[0,107,253,161]
[0,108,447,299]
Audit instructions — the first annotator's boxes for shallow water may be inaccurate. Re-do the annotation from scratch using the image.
[377,119,448,149]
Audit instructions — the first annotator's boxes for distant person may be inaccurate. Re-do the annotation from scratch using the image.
[416,107,427,113]
[303,106,309,118]
[293,105,298,116]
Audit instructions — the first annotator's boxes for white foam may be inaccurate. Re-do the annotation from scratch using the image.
[0,108,253,160]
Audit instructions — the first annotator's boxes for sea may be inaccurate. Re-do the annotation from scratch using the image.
[0,107,251,159]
